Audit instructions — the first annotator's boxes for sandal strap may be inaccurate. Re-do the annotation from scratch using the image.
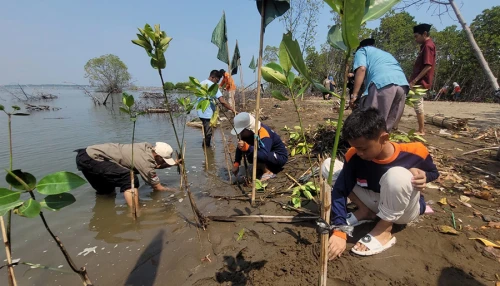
[358,234,382,250]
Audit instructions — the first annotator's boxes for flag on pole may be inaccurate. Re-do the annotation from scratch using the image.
[249,55,256,72]
[211,13,229,65]
[256,0,290,28]
[230,42,240,75]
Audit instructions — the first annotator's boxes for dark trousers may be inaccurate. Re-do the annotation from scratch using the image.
[75,149,139,194]
[201,118,212,147]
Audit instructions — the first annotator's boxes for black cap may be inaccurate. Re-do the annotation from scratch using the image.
[414,24,432,34]
[359,38,375,48]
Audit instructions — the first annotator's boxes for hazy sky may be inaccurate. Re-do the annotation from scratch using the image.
[0,0,495,86]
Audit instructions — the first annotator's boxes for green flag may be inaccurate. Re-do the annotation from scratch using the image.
[211,13,229,65]
[249,55,256,72]
[230,42,240,75]
[256,0,290,28]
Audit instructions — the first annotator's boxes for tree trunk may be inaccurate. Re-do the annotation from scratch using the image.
[448,0,499,92]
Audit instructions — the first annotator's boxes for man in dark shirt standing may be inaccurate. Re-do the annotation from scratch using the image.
[409,23,436,136]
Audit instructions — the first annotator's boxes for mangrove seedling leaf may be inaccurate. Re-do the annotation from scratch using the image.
[236,228,245,241]
[324,0,343,15]
[281,32,311,82]
[6,169,37,191]
[0,200,23,216]
[287,71,296,88]
[122,93,134,108]
[342,0,365,51]
[208,82,219,97]
[266,62,285,75]
[36,171,86,195]
[271,90,289,101]
[40,193,76,211]
[0,188,21,205]
[261,66,287,86]
[197,99,210,113]
[18,198,41,218]
[189,76,201,88]
[303,190,314,200]
[13,113,30,116]
[159,36,172,49]
[279,41,292,74]
[291,197,301,208]
[12,105,21,111]
[328,24,348,51]
[0,104,4,111]
[362,0,401,23]
[119,107,129,114]
[297,83,310,97]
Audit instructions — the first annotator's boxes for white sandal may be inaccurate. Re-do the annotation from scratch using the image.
[351,234,397,256]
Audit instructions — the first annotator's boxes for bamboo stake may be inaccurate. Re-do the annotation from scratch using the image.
[1,217,17,286]
[223,10,234,111]
[237,39,246,109]
[319,160,331,286]
[251,0,266,206]
[219,127,232,182]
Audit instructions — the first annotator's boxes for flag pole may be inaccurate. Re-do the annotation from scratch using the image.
[223,10,231,74]
[237,40,246,109]
[251,0,266,206]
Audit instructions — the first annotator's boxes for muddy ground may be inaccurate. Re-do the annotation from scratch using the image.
[183,97,500,286]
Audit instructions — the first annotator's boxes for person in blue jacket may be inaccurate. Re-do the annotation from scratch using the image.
[230,112,288,181]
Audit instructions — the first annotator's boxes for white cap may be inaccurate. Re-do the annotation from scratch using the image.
[154,142,176,165]
[231,112,260,135]
[453,82,458,87]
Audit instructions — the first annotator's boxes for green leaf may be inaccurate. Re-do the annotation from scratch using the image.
[6,169,36,191]
[18,199,41,218]
[342,0,365,51]
[328,25,348,51]
[266,62,285,74]
[150,57,159,69]
[303,190,314,200]
[297,83,310,97]
[131,39,151,50]
[13,113,29,116]
[198,99,210,112]
[0,200,23,216]
[0,188,21,205]
[143,24,156,41]
[281,32,312,82]
[36,171,86,195]
[12,105,20,111]
[122,93,134,108]
[287,72,296,88]
[157,53,166,69]
[0,104,4,111]
[324,0,343,15]
[291,197,301,208]
[119,107,129,114]
[189,77,201,87]
[40,193,76,211]
[160,36,172,49]
[271,90,289,101]
[362,0,401,23]
[279,41,292,73]
[207,82,219,97]
[261,66,287,85]
[255,179,264,190]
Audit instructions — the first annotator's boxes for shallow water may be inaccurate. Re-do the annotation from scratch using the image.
[0,86,230,285]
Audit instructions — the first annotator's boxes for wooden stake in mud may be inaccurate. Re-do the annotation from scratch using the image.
[1,217,17,286]
[219,126,232,182]
[319,158,331,286]
[237,39,246,109]
[251,0,266,206]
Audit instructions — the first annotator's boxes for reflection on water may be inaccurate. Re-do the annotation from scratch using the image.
[0,86,229,285]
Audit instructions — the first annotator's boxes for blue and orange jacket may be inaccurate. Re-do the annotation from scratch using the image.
[331,142,439,226]
[233,124,287,167]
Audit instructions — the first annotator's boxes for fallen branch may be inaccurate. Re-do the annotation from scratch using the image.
[462,146,499,155]
[471,166,499,179]
[208,215,318,223]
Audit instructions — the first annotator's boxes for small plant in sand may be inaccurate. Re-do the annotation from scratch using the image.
[131,23,207,228]
[0,104,93,285]
[282,125,314,157]
[290,181,318,208]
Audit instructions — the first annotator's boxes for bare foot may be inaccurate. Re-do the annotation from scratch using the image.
[415,131,425,136]
[353,230,392,252]
[352,207,377,222]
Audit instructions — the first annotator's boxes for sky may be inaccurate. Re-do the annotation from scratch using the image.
[0,0,496,87]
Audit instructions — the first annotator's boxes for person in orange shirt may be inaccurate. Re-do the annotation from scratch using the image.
[219,69,237,110]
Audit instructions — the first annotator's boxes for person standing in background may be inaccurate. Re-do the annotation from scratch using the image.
[409,23,436,136]
[220,69,237,111]
[451,82,461,101]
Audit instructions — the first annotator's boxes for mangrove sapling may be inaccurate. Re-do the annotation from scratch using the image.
[0,105,92,285]
[119,93,146,218]
[131,23,207,229]
[260,40,321,202]
[0,104,29,286]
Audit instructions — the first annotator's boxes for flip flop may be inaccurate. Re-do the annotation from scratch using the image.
[260,173,276,181]
[351,234,397,256]
[346,212,374,227]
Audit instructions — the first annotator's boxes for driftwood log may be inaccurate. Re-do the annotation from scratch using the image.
[146,108,169,113]
[425,114,471,131]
